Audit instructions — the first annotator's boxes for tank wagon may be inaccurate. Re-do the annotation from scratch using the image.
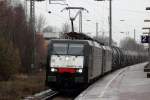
[45,32,148,91]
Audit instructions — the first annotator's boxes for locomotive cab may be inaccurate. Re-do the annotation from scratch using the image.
[46,39,88,90]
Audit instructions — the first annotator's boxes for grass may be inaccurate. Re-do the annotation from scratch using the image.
[0,70,47,100]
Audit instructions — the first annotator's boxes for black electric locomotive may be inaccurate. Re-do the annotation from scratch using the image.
[45,32,148,91]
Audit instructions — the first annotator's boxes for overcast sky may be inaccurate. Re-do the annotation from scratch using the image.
[22,0,150,45]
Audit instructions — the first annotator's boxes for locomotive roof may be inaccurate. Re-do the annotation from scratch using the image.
[49,39,115,51]
[50,38,90,42]
[50,39,97,45]
[63,32,104,45]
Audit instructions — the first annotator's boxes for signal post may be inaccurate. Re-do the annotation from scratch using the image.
[143,7,150,77]
[142,26,150,77]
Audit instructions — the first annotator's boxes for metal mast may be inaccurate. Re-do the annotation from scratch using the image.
[30,0,35,25]
[109,0,112,46]
[79,10,82,33]
[96,22,99,37]
[134,29,136,41]
[30,0,36,69]
[95,0,112,46]
[24,0,27,17]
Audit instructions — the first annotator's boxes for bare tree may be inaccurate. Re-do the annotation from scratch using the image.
[120,37,145,51]
[61,23,70,33]
[0,1,21,80]
[0,1,36,73]
[43,25,54,33]
[35,33,47,69]
[59,23,71,38]
[35,15,46,32]
[94,35,117,46]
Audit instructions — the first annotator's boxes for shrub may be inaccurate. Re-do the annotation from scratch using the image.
[0,38,21,80]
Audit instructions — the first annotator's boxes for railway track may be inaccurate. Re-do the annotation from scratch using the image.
[24,89,58,100]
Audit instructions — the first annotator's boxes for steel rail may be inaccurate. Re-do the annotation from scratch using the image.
[24,89,58,100]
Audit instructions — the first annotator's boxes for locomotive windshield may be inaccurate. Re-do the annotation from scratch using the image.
[52,43,84,56]
[52,43,68,55]
[68,44,84,55]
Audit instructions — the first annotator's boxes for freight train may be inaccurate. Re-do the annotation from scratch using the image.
[45,32,148,91]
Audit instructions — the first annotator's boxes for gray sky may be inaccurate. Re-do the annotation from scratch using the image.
[24,0,150,45]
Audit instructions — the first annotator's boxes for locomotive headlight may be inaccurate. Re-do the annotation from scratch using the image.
[51,68,57,72]
[66,57,69,61]
[77,69,83,73]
